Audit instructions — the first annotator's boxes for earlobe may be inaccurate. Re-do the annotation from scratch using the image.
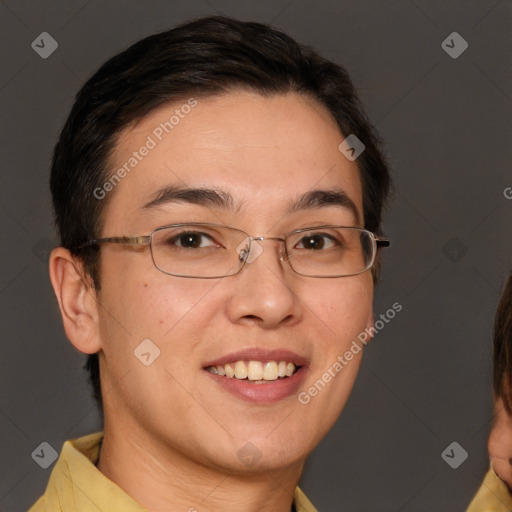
[49,247,102,354]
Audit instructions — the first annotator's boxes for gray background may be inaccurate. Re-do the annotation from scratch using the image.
[1,1,511,510]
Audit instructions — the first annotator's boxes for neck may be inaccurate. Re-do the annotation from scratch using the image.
[97,419,305,512]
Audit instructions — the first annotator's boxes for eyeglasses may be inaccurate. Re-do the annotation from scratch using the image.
[82,223,390,279]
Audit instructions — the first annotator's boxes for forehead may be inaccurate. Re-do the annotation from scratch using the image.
[104,91,363,228]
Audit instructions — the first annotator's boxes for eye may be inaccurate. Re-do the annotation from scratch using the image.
[169,232,219,249]
[295,233,338,250]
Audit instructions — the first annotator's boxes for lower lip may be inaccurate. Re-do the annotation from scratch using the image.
[204,366,308,404]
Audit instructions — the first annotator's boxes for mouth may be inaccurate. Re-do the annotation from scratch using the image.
[205,360,300,383]
[202,349,308,403]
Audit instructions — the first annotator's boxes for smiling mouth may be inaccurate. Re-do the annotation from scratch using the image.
[206,360,300,382]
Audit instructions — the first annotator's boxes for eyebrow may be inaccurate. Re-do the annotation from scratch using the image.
[141,185,360,223]
[287,189,361,224]
[141,185,234,211]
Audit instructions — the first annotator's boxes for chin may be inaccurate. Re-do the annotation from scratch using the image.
[198,434,312,475]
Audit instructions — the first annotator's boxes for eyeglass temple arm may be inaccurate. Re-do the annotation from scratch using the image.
[376,239,390,248]
[81,236,151,247]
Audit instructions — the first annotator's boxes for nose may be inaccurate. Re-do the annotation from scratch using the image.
[226,238,302,328]
[238,236,287,265]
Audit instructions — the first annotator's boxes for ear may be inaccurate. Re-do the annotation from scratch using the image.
[49,247,101,354]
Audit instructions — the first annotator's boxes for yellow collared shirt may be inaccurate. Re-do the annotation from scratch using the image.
[29,432,318,512]
[467,466,512,511]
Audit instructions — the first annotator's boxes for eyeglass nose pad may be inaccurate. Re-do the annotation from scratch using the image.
[235,238,263,264]
[279,243,289,263]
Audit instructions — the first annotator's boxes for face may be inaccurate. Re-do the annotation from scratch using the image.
[489,397,512,489]
[93,91,374,473]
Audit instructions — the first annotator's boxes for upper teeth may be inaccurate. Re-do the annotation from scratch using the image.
[207,360,297,381]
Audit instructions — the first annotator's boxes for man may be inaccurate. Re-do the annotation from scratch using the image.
[467,270,512,511]
[30,15,391,511]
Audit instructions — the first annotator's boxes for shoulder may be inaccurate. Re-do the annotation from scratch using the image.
[27,495,46,512]
[467,467,512,512]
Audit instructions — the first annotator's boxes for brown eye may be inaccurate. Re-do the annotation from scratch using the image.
[168,232,218,249]
[296,234,336,250]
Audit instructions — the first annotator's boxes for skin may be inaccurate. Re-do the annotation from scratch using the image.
[489,397,512,490]
[50,91,375,512]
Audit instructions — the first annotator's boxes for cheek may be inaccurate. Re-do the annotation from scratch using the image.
[96,274,225,405]
[309,275,373,340]
[303,276,373,394]
[489,423,512,457]
[105,278,224,338]
[94,258,184,359]
[296,277,373,438]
